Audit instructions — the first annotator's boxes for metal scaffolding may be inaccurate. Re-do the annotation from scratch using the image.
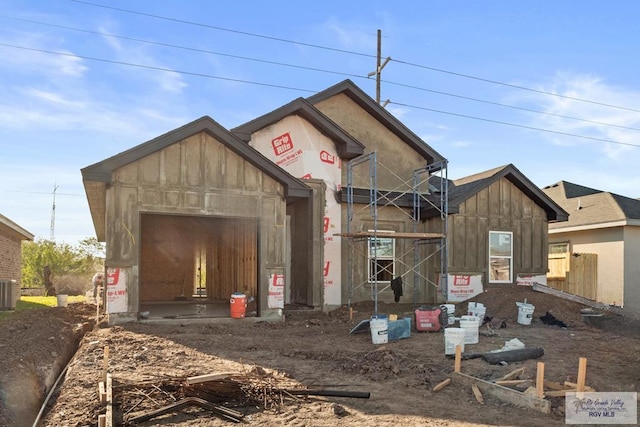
[341,152,448,314]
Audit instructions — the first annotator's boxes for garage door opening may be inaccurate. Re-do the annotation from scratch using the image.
[139,213,258,319]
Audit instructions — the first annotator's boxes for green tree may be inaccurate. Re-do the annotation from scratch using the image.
[21,239,104,290]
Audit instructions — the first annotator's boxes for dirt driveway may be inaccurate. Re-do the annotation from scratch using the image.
[1,285,639,426]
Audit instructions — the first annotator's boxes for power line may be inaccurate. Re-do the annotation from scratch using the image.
[384,79,640,133]
[69,0,640,114]
[69,0,375,58]
[2,42,637,149]
[4,15,639,134]
[0,15,367,81]
[0,189,83,196]
[0,43,316,94]
[391,58,640,115]
[390,100,640,148]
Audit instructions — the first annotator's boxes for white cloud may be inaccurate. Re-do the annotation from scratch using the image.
[452,140,472,148]
[386,104,408,119]
[0,35,88,77]
[512,71,640,160]
[323,18,376,51]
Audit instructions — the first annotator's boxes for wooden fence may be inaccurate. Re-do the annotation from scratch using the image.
[547,252,597,301]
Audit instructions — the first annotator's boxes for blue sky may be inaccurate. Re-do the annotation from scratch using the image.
[2,0,640,245]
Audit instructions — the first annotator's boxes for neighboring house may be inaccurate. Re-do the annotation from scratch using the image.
[0,213,34,283]
[423,164,568,301]
[542,181,640,315]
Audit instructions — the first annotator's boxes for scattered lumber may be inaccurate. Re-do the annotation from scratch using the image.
[494,379,530,386]
[564,381,595,392]
[497,367,526,381]
[452,372,551,414]
[432,378,451,392]
[471,383,484,404]
[112,368,370,425]
[285,389,370,399]
[186,372,237,385]
[532,283,624,316]
[126,397,244,424]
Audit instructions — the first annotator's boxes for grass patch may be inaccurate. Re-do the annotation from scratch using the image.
[0,295,86,320]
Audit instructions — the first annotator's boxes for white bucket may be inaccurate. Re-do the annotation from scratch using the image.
[516,302,535,325]
[442,304,456,325]
[370,315,388,345]
[56,294,68,307]
[468,302,486,320]
[459,315,480,344]
[444,328,466,355]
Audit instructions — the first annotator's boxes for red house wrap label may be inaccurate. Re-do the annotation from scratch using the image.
[271,132,293,156]
[320,150,335,164]
[453,275,471,286]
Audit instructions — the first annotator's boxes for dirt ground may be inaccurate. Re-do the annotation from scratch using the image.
[1,285,639,426]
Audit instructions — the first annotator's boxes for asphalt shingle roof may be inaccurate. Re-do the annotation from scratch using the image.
[542,181,640,229]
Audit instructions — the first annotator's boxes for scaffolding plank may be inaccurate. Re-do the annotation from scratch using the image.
[335,231,444,239]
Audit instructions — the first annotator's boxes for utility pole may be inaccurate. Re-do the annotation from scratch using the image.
[368,29,391,105]
[50,183,58,240]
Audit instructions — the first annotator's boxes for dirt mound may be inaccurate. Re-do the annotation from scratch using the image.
[1,287,638,426]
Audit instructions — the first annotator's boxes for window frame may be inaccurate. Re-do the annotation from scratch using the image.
[488,230,513,283]
[367,231,395,284]
[549,241,570,258]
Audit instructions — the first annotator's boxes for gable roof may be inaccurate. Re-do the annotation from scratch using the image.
[542,181,640,230]
[447,164,568,222]
[82,116,312,240]
[0,213,34,241]
[231,97,365,159]
[306,79,446,166]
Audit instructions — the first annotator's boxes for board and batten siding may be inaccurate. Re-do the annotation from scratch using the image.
[104,131,288,314]
[438,177,548,282]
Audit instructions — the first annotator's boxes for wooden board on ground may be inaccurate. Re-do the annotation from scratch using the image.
[186,372,237,385]
[452,372,551,414]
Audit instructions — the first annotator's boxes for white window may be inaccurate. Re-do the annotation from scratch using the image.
[368,232,395,283]
[489,231,512,283]
[549,242,569,258]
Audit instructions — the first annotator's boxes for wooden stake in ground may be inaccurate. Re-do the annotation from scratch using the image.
[454,345,462,373]
[536,362,545,398]
[576,357,587,392]
[103,346,109,382]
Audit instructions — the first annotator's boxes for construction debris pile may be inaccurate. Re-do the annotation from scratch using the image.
[107,366,369,425]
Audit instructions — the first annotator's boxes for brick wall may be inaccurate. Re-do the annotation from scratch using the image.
[0,229,22,283]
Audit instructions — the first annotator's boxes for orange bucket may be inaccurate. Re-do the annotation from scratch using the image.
[230,293,247,319]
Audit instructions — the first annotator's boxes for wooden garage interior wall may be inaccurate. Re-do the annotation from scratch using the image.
[140,213,258,302]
